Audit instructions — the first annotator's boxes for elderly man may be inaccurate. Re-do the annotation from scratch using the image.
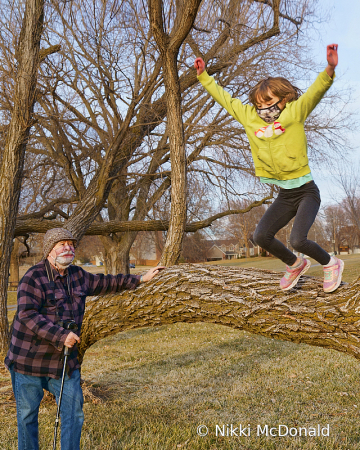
[5,228,164,450]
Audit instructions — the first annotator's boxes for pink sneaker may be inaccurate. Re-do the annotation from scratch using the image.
[323,257,344,293]
[280,258,311,291]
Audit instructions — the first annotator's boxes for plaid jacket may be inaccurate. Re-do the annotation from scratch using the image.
[5,260,140,379]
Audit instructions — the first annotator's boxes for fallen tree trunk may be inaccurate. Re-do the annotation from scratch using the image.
[78,264,360,363]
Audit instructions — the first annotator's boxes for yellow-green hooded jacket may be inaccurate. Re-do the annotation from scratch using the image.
[197,70,334,180]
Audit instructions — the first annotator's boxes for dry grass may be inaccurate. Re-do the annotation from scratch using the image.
[205,253,360,284]
[1,256,360,449]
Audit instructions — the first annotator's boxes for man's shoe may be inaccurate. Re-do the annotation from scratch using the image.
[323,257,344,293]
[280,258,311,291]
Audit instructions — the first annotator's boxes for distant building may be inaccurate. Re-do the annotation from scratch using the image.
[205,239,261,261]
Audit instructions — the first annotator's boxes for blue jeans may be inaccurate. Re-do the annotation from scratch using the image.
[9,366,84,450]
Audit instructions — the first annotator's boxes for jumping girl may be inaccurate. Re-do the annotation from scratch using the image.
[194,44,343,292]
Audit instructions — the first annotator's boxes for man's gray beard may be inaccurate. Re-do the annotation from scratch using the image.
[53,255,74,269]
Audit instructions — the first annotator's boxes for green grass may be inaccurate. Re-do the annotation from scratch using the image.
[1,256,360,449]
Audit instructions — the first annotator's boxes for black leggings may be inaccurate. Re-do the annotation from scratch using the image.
[253,181,331,266]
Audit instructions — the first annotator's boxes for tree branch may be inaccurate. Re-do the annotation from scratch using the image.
[39,44,61,62]
[17,197,77,220]
[14,195,273,236]
[78,264,360,363]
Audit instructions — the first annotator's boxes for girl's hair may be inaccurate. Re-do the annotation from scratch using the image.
[249,77,302,106]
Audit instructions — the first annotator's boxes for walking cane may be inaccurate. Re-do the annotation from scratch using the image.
[53,321,78,450]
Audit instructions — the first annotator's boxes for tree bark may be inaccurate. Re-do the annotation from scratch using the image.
[0,0,44,352]
[78,264,360,363]
[157,54,187,266]
[100,232,137,275]
[103,246,130,275]
[149,0,202,266]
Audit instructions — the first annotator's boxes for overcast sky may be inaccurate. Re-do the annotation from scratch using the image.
[309,0,360,204]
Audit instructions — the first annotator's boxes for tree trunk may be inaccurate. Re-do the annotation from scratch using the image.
[9,239,20,290]
[0,0,44,352]
[100,233,136,275]
[105,248,130,275]
[78,265,360,363]
[103,248,128,275]
[158,55,187,266]
[149,0,202,266]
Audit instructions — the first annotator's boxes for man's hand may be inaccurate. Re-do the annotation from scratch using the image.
[141,266,166,282]
[64,331,80,348]
[194,57,206,76]
[326,44,338,78]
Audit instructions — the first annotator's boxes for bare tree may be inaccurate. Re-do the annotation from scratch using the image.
[181,231,210,262]
[129,232,158,266]
[323,205,345,254]
[1,0,354,349]
[13,0,287,270]
[335,164,360,241]
[75,236,105,264]
[0,0,45,352]
[14,0,331,267]
[225,198,266,257]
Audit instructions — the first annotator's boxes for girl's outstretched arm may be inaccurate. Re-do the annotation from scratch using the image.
[326,44,338,78]
[290,44,337,122]
[194,58,249,126]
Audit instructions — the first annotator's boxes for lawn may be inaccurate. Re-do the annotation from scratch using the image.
[1,256,360,449]
[204,253,360,284]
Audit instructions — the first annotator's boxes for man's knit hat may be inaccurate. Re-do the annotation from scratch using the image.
[43,228,77,259]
